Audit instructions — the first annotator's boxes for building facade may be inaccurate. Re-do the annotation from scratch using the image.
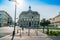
[0,10,13,27]
[18,6,40,28]
[49,12,60,27]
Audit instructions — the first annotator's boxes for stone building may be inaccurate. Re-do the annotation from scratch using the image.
[18,6,40,28]
[0,10,13,27]
[49,12,60,27]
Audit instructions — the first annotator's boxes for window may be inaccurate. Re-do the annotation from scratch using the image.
[0,14,1,15]
[32,16,33,18]
[24,19,25,21]
[27,19,28,21]
[29,19,31,21]
[0,14,2,17]
[32,19,33,21]
[0,18,2,22]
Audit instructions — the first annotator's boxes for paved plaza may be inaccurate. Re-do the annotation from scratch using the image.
[0,27,60,40]
[0,26,53,40]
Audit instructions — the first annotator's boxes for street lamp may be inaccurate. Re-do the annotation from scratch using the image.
[9,0,17,40]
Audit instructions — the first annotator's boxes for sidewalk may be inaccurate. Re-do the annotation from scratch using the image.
[0,28,53,40]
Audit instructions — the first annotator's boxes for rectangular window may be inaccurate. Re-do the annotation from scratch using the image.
[0,18,2,22]
[0,14,1,15]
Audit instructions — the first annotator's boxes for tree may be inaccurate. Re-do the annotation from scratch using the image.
[40,18,50,33]
[40,18,46,33]
[45,20,50,34]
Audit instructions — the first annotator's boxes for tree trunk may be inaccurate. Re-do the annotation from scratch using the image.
[43,26,44,33]
[47,26,49,34]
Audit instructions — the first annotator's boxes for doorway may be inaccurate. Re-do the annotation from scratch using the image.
[29,22,31,26]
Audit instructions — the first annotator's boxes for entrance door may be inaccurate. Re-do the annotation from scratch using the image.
[29,22,31,26]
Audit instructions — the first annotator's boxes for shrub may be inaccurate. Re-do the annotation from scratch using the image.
[46,31,60,36]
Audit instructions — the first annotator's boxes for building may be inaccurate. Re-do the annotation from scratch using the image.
[0,10,13,27]
[18,6,40,28]
[49,12,60,27]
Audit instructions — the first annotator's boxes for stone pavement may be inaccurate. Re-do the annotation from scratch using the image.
[0,27,13,33]
[0,27,14,38]
[0,28,53,40]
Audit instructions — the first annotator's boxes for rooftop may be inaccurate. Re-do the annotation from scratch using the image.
[20,6,40,15]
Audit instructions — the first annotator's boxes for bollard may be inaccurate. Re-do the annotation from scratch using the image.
[20,29,22,37]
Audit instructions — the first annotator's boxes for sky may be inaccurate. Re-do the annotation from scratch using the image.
[0,0,60,21]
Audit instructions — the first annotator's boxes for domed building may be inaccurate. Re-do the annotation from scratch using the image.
[18,6,40,28]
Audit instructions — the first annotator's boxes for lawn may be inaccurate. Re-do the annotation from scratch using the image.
[36,26,60,30]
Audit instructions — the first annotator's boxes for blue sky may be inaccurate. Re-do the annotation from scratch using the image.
[0,0,60,21]
[40,0,60,5]
[0,0,60,6]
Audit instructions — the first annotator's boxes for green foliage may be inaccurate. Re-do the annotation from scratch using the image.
[40,18,50,26]
[45,20,50,26]
[40,18,51,33]
[46,31,60,36]
[40,18,45,26]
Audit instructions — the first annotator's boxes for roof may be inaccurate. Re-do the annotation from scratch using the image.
[20,6,40,16]
[0,10,12,19]
[21,10,39,15]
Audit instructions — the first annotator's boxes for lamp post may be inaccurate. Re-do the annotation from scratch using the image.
[9,0,17,40]
[14,1,17,34]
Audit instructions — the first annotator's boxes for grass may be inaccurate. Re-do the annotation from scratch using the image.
[36,26,60,36]
[36,26,60,30]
